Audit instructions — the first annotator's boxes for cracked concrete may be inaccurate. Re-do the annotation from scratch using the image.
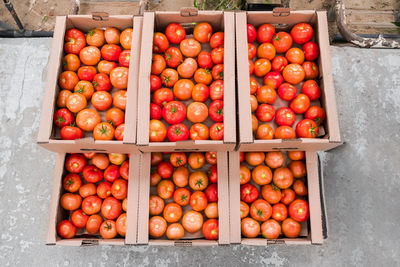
[0,38,399,266]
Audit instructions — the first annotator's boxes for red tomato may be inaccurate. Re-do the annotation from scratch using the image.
[151,54,166,75]
[275,107,296,126]
[305,106,326,125]
[59,71,79,90]
[101,196,122,220]
[149,119,167,142]
[63,54,81,72]
[92,73,111,91]
[111,179,128,200]
[256,104,275,122]
[290,94,310,114]
[210,32,224,48]
[291,23,314,44]
[164,47,183,68]
[249,59,255,75]
[161,68,179,88]
[273,167,294,189]
[247,24,257,43]
[157,180,175,199]
[65,154,87,173]
[296,119,319,138]
[281,188,296,205]
[257,24,275,43]
[240,183,259,203]
[212,64,224,81]
[77,66,97,81]
[64,29,86,54]
[205,152,217,165]
[53,108,74,128]
[303,41,319,61]
[152,88,174,107]
[100,220,117,239]
[210,123,224,140]
[82,165,103,183]
[240,201,250,219]
[254,58,271,77]
[60,193,82,211]
[173,187,191,206]
[208,165,218,183]
[204,183,218,202]
[79,183,97,198]
[193,22,213,43]
[190,123,209,140]
[167,123,190,142]
[57,220,76,239]
[104,164,120,183]
[289,199,309,222]
[97,181,112,199]
[272,32,293,53]
[153,32,169,53]
[98,60,117,75]
[271,203,288,222]
[263,71,283,89]
[248,43,257,59]
[63,173,82,193]
[165,23,186,44]
[110,67,129,90]
[301,80,321,101]
[203,219,219,240]
[118,50,131,67]
[302,61,319,80]
[194,68,212,85]
[190,191,208,211]
[272,56,288,73]
[157,161,174,179]
[162,101,186,124]
[250,199,272,222]
[150,103,162,120]
[119,160,129,180]
[241,217,260,238]
[150,74,162,92]
[209,100,224,122]
[197,51,213,69]
[277,83,297,101]
[282,218,301,238]
[101,44,121,61]
[209,80,224,101]
[211,47,224,65]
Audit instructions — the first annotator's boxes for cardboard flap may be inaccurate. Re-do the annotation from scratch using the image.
[136,12,154,146]
[228,151,241,244]
[305,151,323,244]
[37,16,66,144]
[124,16,143,146]
[74,137,95,144]
[137,153,151,244]
[217,152,230,244]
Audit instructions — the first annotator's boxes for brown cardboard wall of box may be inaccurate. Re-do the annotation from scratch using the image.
[136,11,236,152]
[46,153,141,246]
[236,11,342,152]
[228,150,323,245]
[137,152,230,245]
[37,15,142,154]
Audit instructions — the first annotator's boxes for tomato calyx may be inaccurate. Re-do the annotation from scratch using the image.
[218,71,224,78]
[88,29,95,36]
[92,81,98,89]
[56,115,66,124]
[173,126,182,135]
[104,221,112,230]
[273,34,281,41]
[176,157,183,166]
[66,177,74,187]
[257,209,263,219]
[162,75,170,85]
[76,84,85,94]
[271,183,279,191]
[195,179,203,188]
[216,107,223,116]
[181,194,188,202]
[170,105,177,114]
[165,52,172,62]
[99,124,110,136]
[309,126,318,137]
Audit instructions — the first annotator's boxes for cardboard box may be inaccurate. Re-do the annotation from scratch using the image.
[37,15,143,154]
[136,11,236,152]
[137,152,230,245]
[229,150,323,245]
[46,153,141,246]
[236,11,342,151]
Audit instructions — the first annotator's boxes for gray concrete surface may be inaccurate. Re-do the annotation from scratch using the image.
[0,38,399,266]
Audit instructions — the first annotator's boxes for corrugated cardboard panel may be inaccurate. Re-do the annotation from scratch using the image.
[217,151,230,244]
[228,151,241,244]
[137,152,151,244]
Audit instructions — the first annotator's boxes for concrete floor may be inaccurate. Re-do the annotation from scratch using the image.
[0,37,399,266]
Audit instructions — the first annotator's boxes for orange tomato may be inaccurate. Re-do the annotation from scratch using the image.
[241,217,260,238]
[149,216,167,238]
[66,93,87,113]
[288,151,305,161]
[257,43,276,61]
[240,164,251,184]
[106,107,125,127]
[104,27,120,44]
[245,152,265,166]
[188,152,205,169]
[57,90,72,107]
[180,38,201,58]
[59,71,79,90]
[289,160,307,178]
[189,123,209,140]
[63,54,81,71]
[92,154,110,170]
[116,213,127,236]
[149,195,164,216]
[110,67,129,90]
[157,180,175,199]
[240,201,249,219]
[76,108,101,131]
[285,47,305,64]
[193,22,213,43]
[93,122,115,140]
[91,91,113,111]
[189,171,208,191]
[149,119,167,142]
[109,153,127,165]
[151,54,166,75]
[194,68,212,85]
[252,114,259,132]
[254,59,271,77]
[79,46,101,66]
[173,79,194,101]
[187,102,208,123]
[172,167,189,187]
[282,64,305,85]
[113,90,127,110]
[256,124,274,140]
[86,28,105,47]
[120,28,133,49]
[166,223,185,240]
[273,167,294,189]
[182,210,203,233]
[275,126,296,139]
[256,85,277,104]
[205,202,218,219]
[265,151,284,169]
[251,165,272,185]
[250,95,258,112]
[190,191,208,211]
[163,203,183,223]
[74,80,94,100]
[98,60,117,75]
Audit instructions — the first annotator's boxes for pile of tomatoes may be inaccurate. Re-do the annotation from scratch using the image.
[148,152,219,240]
[56,153,129,239]
[240,151,309,239]
[149,22,225,142]
[54,27,133,140]
[247,22,326,140]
